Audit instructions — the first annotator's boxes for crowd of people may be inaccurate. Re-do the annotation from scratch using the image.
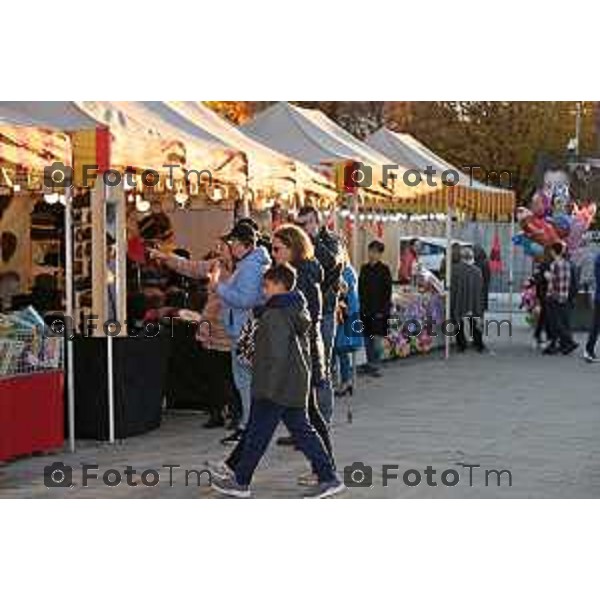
[146,205,600,498]
[150,207,355,497]
[147,207,508,497]
[522,242,579,357]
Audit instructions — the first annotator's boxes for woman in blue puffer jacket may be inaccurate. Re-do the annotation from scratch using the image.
[334,260,362,396]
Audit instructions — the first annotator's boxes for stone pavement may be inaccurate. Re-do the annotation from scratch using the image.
[2,325,600,498]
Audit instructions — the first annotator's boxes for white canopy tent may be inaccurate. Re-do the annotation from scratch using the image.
[167,101,336,200]
[366,128,513,196]
[78,101,243,182]
[0,101,243,180]
[241,102,424,199]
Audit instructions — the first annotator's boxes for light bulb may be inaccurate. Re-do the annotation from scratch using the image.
[44,192,60,205]
[175,191,189,207]
[123,175,136,191]
[136,196,151,213]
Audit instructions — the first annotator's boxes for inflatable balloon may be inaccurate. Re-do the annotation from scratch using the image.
[566,218,586,255]
[551,214,572,239]
[573,202,596,229]
[513,234,545,258]
[521,214,560,246]
[516,206,533,223]
[531,191,550,217]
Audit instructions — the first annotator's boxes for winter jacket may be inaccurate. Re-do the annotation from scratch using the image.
[216,246,271,339]
[163,255,232,352]
[450,259,483,319]
[294,258,325,384]
[335,264,363,351]
[313,227,345,315]
[251,290,312,408]
[359,261,393,337]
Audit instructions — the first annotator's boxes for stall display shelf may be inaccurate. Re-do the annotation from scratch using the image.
[384,286,445,359]
[0,307,65,462]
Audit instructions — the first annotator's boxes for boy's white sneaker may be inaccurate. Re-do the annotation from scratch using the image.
[205,459,234,480]
[211,475,251,499]
[305,478,346,499]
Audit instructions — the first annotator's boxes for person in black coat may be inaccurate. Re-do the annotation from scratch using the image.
[359,240,393,377]
[473,244,491,314]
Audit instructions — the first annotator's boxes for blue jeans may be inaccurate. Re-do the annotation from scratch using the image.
[231,349,252,429]
[335,348,352,385]
[317,312,336,423]
[234,399,336,487]
[365,335,384,366]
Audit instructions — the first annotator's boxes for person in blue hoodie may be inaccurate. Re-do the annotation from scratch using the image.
[213,221,271,444]
[334,260,362,396]
[583,251,600,362]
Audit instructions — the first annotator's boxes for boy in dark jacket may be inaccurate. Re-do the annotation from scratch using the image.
[359,240,392,376]
[211,263,345,499]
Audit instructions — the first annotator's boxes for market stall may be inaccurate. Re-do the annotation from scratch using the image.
[1,101,341,450]
[0,306,63,461]
[0,101,243,449]
[365,127,516,358]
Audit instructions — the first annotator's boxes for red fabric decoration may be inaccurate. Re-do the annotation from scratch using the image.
[127,236,146,263]
[489,231,503,274]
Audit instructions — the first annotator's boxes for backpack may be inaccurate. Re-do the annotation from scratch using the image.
[235,316,258,370]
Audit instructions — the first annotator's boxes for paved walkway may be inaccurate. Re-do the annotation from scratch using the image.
[2,325,599,498]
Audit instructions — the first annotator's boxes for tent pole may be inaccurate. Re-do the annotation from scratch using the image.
[508,205,515,328]
[102,179,116,445]
[445,192,453,361]
[64,187,76,453]
[353,192,358,267]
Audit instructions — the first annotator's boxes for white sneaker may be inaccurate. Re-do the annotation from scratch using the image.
[305,478,346,499]
[582,349,600,363]
[205,459,234,480]
[211,475,251,499]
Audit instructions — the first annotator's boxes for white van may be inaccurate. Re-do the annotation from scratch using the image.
[399,236,472,276]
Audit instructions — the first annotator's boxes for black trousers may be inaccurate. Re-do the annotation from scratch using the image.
[203,349,236,416]
[586,302,600,356]
[456,317,484,351]
[546,299,574,349]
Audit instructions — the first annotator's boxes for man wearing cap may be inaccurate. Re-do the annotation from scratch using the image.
[214,221,271,444]
[295,205,346,424]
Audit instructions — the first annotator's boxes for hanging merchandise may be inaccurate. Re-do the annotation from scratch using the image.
[375,216,384,239]
[489,229,503,273]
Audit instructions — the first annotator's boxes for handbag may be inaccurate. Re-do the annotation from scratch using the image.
[235,316,259,370]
